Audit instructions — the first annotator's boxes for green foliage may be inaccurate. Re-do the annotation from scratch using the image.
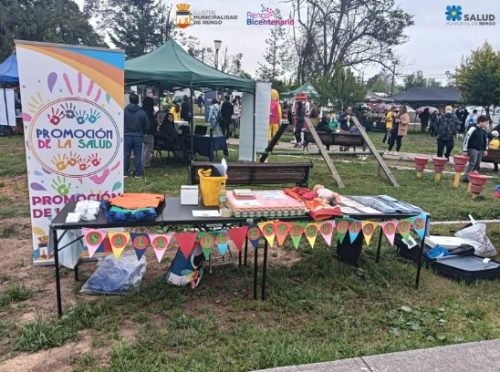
[367,74,391,94]
[257,9,289,81]
[14,318,65,351]
[314,65,367,109]
[403,71,442,90]
[0,284,33,309]
[454,42,500,110]
[0,0,105,61]
[87,0,167,58]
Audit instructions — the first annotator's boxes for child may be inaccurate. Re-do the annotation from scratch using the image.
[489,130,499,172]
[489,130,499,150]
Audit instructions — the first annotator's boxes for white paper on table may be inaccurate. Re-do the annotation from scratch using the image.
[192,210,221,217]
[340,207,361,214]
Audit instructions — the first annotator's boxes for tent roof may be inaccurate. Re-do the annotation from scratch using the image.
[389,87,461,104]
[0,54,19,83]
[124,39,255,93]
[281,82,319,98]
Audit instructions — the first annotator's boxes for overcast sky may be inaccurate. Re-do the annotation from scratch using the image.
[75,0,499,83]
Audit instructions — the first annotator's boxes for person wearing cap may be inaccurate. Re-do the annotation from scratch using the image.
[436,105,460,160]
[462,115,489,181]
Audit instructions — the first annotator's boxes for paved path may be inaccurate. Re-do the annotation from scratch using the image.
[254,339,500,372]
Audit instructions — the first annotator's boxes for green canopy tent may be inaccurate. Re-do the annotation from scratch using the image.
[124,39,255,93]
[281,82,319,99]
[124,39,259,160]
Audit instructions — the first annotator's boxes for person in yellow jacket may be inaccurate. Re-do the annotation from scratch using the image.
[169,102,181,121]
[383,107,395,144]
[489,130,499,150]
[268,89,282,141]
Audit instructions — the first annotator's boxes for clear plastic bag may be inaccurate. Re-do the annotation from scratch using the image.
[455,215,497,258]
[81,253,147,294]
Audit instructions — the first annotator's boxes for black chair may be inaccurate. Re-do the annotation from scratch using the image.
[194,125,208,135]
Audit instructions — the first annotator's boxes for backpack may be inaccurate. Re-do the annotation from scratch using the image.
[166,244,205,288]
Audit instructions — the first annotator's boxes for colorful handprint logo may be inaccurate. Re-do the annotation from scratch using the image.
[61,102,76,119]
[88,109,101,124]
[75,109,87,125]
[50,176,71,196]
[51,154,68,171]
[88,153,101,167]
[47,107,65,126]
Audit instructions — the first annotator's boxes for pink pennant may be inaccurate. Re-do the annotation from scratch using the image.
[175,232,197,259]
[149,233,174,263]
[82,228,105,258]
[319,220,335,246]
[381,221,397,246]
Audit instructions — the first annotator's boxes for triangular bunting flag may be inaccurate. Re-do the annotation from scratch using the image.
[289,223,304,249]
[258,221,276,247]
[304,223,319,248]
[108,231,130,259]
[397,220,412,240]
[274,221,292,247]
[150,233,173,263]
[228,226,248,252]
[361,221,378,246]
[319,220,335,246]
[82,228,105,258]
[348,220,362,244]
[381,221,397,246]
[246,225,262,249]
[203,247,212,260]
[130,232,150,260]
[410,213,427,240]
[198,232,215,250]
[336,219,349,244]
[95,235,111,254]
[175,232,197,259]
[215,232,229,256]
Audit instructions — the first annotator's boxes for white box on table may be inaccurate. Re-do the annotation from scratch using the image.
[181,185,199,205]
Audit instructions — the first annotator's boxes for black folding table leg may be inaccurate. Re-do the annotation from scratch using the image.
[74,264,79,281]
[375,227,384,263]
[238,251,242,267]
[51,227,63,318]
[261,239,268,300]
[415,215,430,289]
[253,245,259,300]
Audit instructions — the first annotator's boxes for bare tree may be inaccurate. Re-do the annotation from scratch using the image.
[289,0,413,81]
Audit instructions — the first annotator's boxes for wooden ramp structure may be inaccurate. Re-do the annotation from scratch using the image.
[259,117,399,188]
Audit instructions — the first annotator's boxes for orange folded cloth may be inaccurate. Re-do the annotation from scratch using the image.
[108,193,165,209]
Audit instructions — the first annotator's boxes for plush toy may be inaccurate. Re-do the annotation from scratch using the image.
[313,184,341,204]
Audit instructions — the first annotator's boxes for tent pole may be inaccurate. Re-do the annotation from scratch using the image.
[2,84,10,136]
[189,85,194,158]
[252,91,256,162]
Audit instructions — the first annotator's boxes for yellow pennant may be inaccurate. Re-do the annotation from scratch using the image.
[258,221,276,247]
[108,231,130,259]
[304,223,319,249]
[361,221,378,246]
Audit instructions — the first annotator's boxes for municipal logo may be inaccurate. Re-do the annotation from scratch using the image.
[446,5,462,21]
[176,3,192,29]
[445,5,495,25]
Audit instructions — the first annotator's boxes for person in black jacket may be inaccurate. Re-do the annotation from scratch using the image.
[462,115,489,181]
[436,106,460,160]
[180,95,192,122]
[124,93,150,177]
[220,95,234,139]
[142,90,156,168]
[419,107,430,132]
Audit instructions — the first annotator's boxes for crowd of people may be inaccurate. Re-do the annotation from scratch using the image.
[122,89,243,176]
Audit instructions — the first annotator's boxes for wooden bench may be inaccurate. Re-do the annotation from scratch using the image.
[303,131,366,151]
[482,149,500,166]
[189,161,313,187]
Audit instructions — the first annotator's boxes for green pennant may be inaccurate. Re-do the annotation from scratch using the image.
[336,219,349,244]
[289,223,304,249]
[203,247,212,260]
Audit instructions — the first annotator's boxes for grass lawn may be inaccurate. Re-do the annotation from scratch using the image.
[0,134,499,370]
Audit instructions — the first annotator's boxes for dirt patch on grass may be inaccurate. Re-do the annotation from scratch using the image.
[0,176,28,198]
[0,331,93,372]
